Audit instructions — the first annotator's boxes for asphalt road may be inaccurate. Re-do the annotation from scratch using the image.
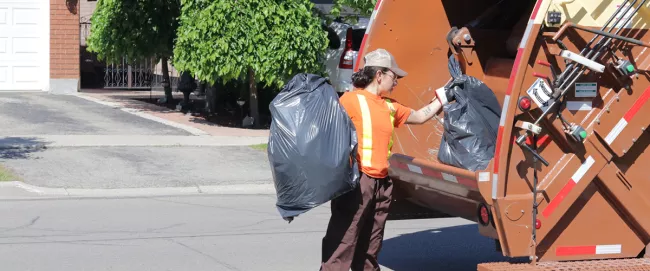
[0,195,509,270]
[0,146,272,189]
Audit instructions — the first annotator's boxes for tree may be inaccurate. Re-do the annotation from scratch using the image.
[86,0,180,104]
[173,0,328,128]
[330,0,377,18]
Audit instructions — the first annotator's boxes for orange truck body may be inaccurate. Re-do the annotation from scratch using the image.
[356,0,650,267]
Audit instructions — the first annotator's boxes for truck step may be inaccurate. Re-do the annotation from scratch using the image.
[478,258,650,271]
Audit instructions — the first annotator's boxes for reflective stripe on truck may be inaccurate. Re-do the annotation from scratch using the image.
[353,0,384,72]
[541,156,595,218]
[556,244,622,256]
[492,0,545,199]
[389,154,478,189]
[603,85,650,145]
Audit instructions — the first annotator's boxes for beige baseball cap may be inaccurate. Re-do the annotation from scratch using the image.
[363,48,408,78]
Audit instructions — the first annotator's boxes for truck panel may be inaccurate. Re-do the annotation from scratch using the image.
[359,0,650,264]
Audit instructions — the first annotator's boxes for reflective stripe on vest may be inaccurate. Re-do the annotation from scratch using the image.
[356,95,373,167]
[356,94,397,167]
[385,99,396,158]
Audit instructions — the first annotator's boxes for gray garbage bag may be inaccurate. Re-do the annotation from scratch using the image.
[268,73,360,222]
[438,55,502,171]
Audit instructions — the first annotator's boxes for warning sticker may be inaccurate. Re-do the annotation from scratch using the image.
[526,78,553,111]
[575,82,598,97]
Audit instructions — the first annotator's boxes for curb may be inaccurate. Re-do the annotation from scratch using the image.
[0,181,276,199]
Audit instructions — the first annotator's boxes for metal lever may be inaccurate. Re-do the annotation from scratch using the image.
[553,22,650,48]
[532,72,549,80]
[559,50,605,73]
[517,138,550,166]
[532,72,554,92]
[536,60,559,81]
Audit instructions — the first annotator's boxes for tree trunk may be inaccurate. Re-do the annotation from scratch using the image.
[161,57,174,104]
[247,67,260,128]
[205,83,218,115]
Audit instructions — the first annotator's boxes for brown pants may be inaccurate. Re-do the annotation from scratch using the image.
[321,173,393,271]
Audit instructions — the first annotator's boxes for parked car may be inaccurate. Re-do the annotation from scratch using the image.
[324,17,369,93]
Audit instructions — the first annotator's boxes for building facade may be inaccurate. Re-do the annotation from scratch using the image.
[0,0,80,93]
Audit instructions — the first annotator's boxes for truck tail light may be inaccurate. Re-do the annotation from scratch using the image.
[478,203,491,226]
[519,96,532,111]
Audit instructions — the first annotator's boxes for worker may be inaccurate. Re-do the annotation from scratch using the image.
[321,48,456,271]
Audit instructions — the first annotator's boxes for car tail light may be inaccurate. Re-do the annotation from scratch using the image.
[339,27,354,69]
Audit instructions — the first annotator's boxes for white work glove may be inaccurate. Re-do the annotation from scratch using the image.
[435,86,455,106]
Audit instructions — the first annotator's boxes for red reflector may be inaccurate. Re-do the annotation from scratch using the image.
[479,205,490,226]
[536,219,541,229]
[519,96,532,111]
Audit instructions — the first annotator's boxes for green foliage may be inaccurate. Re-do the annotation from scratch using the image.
[331,0,377,17]
[249,143,268,151]
[86,0,180,64]
[0,164,20,182]
[173,0,329,88]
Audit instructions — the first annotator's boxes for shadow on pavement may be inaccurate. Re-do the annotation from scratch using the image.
[0,137,49,159]
[379,224,512,271]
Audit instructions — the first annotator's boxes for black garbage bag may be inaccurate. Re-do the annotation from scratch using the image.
[438,55,502,171]
[268,73,360,222]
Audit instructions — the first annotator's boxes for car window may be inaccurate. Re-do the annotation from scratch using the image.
[352,29,365,51]
[326,26,341,50]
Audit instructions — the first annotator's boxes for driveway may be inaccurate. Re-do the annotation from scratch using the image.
[0,92,190,136]
[0,92,272,190]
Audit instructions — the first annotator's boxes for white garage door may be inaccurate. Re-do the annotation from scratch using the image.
[0,0,48,91]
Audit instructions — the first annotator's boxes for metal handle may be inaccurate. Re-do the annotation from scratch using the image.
[519,141,550,166]
[533,72,549,80]
[553,22,650,48]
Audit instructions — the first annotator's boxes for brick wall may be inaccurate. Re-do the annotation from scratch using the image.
[50,0,80,80]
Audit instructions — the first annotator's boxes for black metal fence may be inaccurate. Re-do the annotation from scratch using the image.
[79,19,179,90]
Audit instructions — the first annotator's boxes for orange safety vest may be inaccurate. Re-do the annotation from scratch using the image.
[340,89,406,178]
[355,94,396,167]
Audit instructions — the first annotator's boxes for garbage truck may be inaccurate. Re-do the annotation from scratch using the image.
[355,0,650,269]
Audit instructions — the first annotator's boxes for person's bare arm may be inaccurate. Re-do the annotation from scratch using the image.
[405,98,442,124]
[405,86,454,124]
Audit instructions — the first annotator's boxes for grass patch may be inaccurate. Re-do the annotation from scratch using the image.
[250,143,268,151]
[0,164,20,182]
